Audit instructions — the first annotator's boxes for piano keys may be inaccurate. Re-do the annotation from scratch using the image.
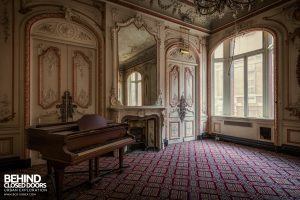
[27,115,135,200]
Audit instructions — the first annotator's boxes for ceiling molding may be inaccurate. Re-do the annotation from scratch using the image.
[106,0,210,33]
[210,0,294,34]
[105,0,294,34]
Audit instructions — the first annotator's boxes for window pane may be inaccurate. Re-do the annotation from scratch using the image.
[232,31,262,56]
[127,72,142,106]
[248,54,263,118]
[137,81,142,106]
[214,62,223,115]
[232,59,244,117]
[214,42,223,59]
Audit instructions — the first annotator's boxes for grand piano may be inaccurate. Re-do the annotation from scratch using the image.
[27,115,135,200]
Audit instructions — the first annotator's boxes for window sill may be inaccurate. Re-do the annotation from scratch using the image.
[211,115,274,122]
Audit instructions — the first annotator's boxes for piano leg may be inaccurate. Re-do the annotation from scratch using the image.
[94,157,99,177]
[119,148,123,169]
[88,159,94,182]
[53,166,65,200]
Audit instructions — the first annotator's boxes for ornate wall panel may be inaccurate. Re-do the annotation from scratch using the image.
[184,67,194,106]
[0,137,13,156]
[38,46,60,109]
[169,65,179,107]
[184,121,194,137]
[0,0,15,123]
[213,122,221,133]
[170,122,180,139]
[287,129,300,145]
[73,51,92,108]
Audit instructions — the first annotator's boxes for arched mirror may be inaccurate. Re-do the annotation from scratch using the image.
[116,19,157,106]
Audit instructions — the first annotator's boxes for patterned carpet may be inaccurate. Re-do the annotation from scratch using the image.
[2,140,300,200]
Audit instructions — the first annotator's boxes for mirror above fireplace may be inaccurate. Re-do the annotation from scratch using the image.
[118,23,157,106]
[111,15,160,107]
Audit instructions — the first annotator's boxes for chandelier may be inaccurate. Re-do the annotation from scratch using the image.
[194,0,257,16]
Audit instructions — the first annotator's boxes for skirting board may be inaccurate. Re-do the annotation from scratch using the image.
[208,133,300,157]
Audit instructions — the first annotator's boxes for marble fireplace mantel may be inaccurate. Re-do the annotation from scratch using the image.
[109,106,166,149]
[109,106,166,122]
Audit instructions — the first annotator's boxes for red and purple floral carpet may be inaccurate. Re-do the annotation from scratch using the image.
[3,140,300,199]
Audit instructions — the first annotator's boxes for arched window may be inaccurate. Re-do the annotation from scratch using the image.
[127,72,142,106]
[212,30,274,119]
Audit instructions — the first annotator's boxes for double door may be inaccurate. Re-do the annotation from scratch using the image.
[167,62,196,144]
[31,38,96,125]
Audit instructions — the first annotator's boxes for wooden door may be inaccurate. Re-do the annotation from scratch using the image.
[167,62,196,144]
[31,39,96,124]
[30,19,98,165]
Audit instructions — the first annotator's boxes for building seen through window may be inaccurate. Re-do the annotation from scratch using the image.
[212,31,274,119]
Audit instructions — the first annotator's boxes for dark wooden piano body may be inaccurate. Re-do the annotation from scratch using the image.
[27,119,135,200]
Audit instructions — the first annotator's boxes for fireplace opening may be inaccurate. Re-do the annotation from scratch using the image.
[128,127,146,151]
[122,115,159,151]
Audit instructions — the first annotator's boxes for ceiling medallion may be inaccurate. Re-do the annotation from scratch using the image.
[194,0,259,18]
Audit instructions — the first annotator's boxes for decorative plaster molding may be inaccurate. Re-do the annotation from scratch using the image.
[155,90,163,106]
[286,26,300,119]
[73,51,92,108]
[178,95,187,122]
[0,93,15,123]
[32,19,96,46]
[110,88,122,106]
[168,48,196,63]
[38,46,60,109]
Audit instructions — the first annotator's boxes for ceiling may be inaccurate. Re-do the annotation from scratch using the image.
[113,0,290,32]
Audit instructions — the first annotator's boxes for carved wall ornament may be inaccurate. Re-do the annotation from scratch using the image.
[38,46,60,109]
[177,95,187,122]
[184,67,194,106]
[155,90,163,106]
[64,7,75,21]
[110,88,122,106]
[32,19,96,46]
[286,95,300,119]
[169,65,180,106]
[0,93,15,123]
[73,51,92,108]
[284,3,300,23]
[56,91,77,122]
[168,48,196,63]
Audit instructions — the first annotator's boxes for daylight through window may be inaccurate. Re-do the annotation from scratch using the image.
[212,31,274,119]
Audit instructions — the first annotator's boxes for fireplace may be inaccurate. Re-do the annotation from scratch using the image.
[109,106,166,150]
[122,115,159,150]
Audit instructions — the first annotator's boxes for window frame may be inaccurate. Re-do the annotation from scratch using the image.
[127,71,142,106]
[212,31,274,119]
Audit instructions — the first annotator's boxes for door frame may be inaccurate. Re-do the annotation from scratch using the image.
[23,13,104,159]
[165,42,201,144]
